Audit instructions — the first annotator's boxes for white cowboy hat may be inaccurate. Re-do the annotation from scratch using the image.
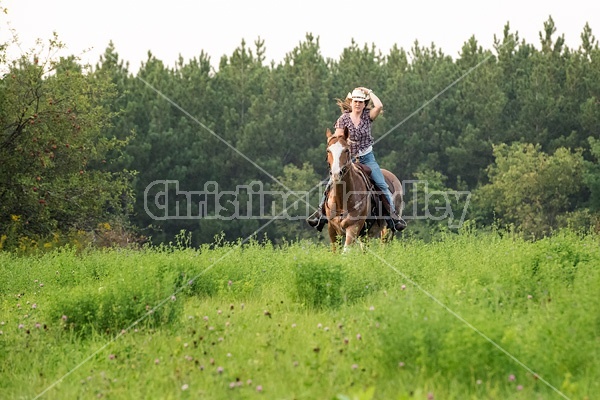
[347,88,369,102]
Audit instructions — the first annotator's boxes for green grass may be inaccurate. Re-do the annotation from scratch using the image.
[0,230,599,399]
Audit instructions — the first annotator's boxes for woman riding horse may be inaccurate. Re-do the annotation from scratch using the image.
[323,127,403,251]
[307,87,406,232]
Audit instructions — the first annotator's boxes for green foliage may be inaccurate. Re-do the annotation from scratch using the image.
[293,260,345,308]
[0,232,599,399]
[1,247,183,337]
[0,35,134,247]
[4,12,600,247]
[270,162,322,242]
[404,169,458,239]
[86,17,600,244]
[49,273,182,337]
[475,143,586,237]
[584,137,600,212]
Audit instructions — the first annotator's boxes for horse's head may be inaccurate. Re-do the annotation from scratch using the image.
[326,127,351,182]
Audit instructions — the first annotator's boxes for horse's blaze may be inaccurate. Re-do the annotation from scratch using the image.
[328,141,344,180]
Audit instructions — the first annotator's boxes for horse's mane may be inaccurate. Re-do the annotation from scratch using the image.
[327,129,350,146]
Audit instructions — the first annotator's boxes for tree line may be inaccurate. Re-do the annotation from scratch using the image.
[2,16,600,249]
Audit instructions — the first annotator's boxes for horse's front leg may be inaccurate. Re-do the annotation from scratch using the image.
[328,224,339,253]
[342,223,362,253]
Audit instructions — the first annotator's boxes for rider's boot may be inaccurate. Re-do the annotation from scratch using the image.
[307,184,331,232]
[307,208,327,232]
[388,209,407,232]
[382,198,406,232]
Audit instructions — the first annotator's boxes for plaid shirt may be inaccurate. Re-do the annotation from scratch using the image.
[334,108,374,157]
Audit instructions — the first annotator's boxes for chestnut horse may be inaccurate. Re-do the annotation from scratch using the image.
[325,127,403,252]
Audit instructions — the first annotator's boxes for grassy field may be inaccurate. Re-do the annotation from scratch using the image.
[0,230,598,399]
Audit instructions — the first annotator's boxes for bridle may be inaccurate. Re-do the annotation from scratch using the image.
[327,134,352,180]
[336,162,350,179]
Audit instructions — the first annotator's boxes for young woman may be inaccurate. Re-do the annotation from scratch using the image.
[307,87,406,232]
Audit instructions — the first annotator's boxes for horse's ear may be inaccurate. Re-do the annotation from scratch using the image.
[343,126,349,140]
[326,128,332,139]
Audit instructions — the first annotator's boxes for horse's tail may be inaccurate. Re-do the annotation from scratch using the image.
[382,169,403,217]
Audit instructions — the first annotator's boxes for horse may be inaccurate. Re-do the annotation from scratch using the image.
[324,127,404,252]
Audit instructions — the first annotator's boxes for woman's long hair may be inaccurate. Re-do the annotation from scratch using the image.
[335,96,371,113]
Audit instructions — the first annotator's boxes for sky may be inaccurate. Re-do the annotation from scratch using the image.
[2,0,600,72]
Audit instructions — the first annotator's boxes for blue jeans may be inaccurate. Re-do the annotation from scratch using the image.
[318,151,396,213]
